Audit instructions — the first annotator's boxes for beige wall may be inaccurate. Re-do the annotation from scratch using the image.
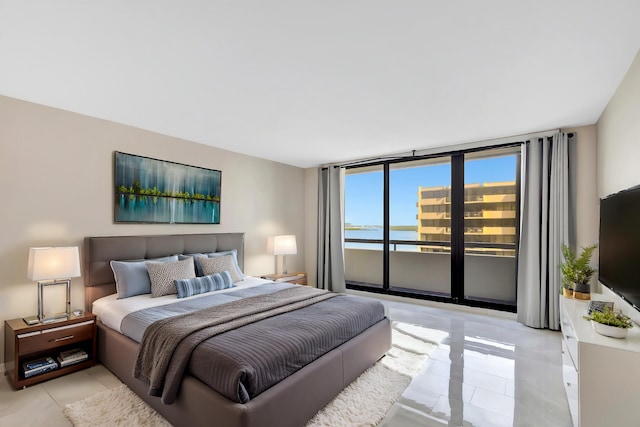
[566,125,599,251]
[0,96,306,366]
[597,49,640,198]
[304,168,319,287]
[596,48,640,322]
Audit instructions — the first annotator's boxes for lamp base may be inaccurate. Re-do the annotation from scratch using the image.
[38,279,71,324]
[23,315,40,326]
[40,312,70,324]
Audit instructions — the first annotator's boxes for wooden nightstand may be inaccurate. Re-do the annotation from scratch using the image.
[4,313,97,389]
[260,272,308,286]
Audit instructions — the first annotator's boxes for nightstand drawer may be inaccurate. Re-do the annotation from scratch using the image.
[17,320,94,355]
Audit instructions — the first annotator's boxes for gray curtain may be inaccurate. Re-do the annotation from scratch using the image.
[317,166,346,292]
[517,133,570,330]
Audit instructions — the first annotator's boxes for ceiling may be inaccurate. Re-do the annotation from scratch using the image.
[1,1,639,168]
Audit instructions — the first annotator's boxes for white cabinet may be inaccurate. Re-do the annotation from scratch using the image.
[560,296,640,427]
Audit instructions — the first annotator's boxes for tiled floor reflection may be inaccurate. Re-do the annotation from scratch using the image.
[376,296,572,427]
[0,296,572,427]
[0,364,120,427]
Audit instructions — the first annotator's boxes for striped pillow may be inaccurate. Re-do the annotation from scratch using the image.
[174,271,235,298]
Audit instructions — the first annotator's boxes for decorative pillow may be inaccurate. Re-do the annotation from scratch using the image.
[178,253,207,276]
[111,255,179,299]
[174,271,235,298]
[198,255,243,283]
[146,258,196,298]
[206,250,244,280]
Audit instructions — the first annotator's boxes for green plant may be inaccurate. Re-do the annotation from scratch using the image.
[560,244,597,289]
[583,306,633,329]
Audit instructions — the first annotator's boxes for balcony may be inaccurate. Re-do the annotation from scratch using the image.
[482,210,516,219]
[418,197,448,205]
[417,212,447,220]
[482,226,517,235]
[421,226,450,234]
[344,239,516,305]
[483,194,516,203]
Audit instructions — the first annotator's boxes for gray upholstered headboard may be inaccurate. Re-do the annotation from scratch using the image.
[83,233,245,312]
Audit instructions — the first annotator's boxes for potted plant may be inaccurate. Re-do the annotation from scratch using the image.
[560,244,597,299]
[583,306,633,338]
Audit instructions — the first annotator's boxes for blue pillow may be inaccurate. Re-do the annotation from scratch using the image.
[174,271,235,298]
[110,255,179,299]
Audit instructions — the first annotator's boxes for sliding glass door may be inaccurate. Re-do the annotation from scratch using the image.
[344,144,520,311]
[344,165,384,288]
[388,158,451,298]
[463,148,519,306]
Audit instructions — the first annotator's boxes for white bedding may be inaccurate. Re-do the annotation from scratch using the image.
[92,276,272,333]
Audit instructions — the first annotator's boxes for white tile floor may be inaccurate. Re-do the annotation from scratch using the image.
[0,364,121,427]
[378,297,572,427]
[0,296,572,427]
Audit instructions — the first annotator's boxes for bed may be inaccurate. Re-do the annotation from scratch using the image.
[84,233,391,427]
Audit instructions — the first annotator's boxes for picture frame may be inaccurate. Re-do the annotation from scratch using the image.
[113,151,221,224]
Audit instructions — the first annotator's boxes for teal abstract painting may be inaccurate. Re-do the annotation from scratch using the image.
[114,151,221,224]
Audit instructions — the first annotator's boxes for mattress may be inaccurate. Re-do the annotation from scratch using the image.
[92,275,271,334]
[93,278,387,404]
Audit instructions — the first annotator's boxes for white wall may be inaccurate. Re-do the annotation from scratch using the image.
[0,96,306,366]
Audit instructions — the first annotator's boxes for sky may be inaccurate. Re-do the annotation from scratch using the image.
[345,155,517,226]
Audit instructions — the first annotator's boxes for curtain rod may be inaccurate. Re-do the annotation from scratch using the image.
[324,129,574,169]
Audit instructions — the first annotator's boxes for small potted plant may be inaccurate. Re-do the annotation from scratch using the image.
[560,244,597,300]
[584,306,633,338]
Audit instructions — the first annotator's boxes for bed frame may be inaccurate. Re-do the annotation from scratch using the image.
[84,233,391,427]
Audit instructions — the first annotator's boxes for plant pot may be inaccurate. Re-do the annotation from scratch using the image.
[573,283,591,300]
[591,320,629,339]
[562,288,574,298]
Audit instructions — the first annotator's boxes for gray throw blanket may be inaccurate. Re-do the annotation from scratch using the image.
[133,285,338,404]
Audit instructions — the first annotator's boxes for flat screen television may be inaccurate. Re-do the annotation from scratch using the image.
[599,184,640,312]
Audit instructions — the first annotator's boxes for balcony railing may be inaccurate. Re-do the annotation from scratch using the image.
[345,238,450,252]
[344,238,516,254]
[344,241,517,306]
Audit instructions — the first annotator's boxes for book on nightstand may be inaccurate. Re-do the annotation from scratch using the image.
[23,357,58,378]
[57,348,89,367]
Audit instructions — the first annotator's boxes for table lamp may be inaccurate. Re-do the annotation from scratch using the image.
[273,235,297,275]
[26,246,81,324]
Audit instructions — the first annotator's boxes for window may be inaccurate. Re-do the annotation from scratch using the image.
[344,145,520,311]
[344,165,384,287]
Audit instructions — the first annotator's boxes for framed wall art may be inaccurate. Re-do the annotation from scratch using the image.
[114,151,221,224]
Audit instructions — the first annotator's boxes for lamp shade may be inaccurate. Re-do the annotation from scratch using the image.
[27,247,81,281]
[273,235,297,256]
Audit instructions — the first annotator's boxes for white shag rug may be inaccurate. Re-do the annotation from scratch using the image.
[64,322,445,427]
